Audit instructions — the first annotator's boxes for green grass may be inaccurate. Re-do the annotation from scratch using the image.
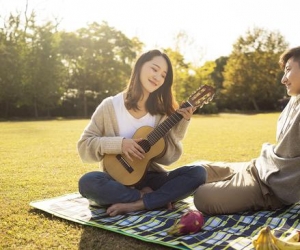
[0,113,278,249]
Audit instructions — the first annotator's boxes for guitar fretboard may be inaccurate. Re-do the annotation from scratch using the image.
[147,102,191,146]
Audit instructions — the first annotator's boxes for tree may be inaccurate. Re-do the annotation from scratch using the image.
[222,27,288,111]
[193,58,228,113]
[21,13,66,117]
[211,56,228,111]
[60,22,143,117]
[163,48,191,103]
[0,13,24,117]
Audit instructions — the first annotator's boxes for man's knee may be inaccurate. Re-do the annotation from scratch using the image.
[193,185,213,214]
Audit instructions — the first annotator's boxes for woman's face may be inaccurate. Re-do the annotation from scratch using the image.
[281,58,300,96]
[139,55,168,94]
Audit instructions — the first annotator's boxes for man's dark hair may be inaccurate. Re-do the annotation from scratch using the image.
[279,46,300,69]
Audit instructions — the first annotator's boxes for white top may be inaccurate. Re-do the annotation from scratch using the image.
[112,92,156,138]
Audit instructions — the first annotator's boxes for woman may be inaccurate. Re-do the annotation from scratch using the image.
[78,49,207,216]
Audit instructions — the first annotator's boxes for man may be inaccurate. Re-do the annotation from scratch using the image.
[193,46,300,215]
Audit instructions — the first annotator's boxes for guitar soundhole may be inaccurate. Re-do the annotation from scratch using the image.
[138,139,151,153]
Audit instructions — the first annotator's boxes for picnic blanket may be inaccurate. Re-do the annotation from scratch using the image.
[30,193,300,250]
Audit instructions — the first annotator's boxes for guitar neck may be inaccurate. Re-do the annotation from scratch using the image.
[147,101,192,146]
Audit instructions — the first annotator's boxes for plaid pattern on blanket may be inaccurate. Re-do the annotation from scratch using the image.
[30,193,300,250]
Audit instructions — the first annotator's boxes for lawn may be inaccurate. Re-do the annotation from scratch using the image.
[0,113,279,249]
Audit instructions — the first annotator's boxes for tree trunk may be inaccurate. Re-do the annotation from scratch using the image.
[83,93,88,118]
[34,98,39,118]
[251,98,260,111]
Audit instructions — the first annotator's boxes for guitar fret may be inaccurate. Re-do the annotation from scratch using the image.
[147,103,188,145]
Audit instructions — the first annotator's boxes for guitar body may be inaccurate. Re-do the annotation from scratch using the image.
[103,126,166,186]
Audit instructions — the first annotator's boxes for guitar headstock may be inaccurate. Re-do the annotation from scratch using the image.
[188,85,215,108]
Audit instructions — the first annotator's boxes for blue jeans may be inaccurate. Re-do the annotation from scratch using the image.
[79,165,207,210]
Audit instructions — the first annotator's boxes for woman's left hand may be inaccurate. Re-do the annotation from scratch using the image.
[176,106,196,121]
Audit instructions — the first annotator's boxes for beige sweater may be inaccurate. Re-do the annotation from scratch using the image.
[256,95,300,204]
[77,95,190,172]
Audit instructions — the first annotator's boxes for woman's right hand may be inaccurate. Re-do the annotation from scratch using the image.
[122,138,145,161]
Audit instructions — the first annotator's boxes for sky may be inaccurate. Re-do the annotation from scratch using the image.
[0,0,299,65]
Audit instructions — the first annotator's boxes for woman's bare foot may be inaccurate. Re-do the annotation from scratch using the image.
[106,186,174,216]
[167,202,174,210]
[106,199,145,216]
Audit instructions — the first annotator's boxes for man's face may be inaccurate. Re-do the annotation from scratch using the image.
[281,58,300,96]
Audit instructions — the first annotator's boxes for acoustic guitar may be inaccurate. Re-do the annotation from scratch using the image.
[103,85,215,186]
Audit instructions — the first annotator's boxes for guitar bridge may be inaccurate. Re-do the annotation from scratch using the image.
[116,154,134,173]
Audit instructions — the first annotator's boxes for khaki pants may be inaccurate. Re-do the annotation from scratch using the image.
[193,160,284,215]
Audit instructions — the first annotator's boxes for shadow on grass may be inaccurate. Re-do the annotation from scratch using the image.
[79,226,172,250]
[29,208,171,250]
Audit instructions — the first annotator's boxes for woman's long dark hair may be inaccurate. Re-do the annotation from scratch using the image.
[124,49,178,116]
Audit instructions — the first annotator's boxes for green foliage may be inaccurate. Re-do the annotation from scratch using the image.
[57,21,142,117]
[0,13,25,117]
[22,19,66,117]
[0,14,143,118]
[163,48,190,102]
[222,27,288,111]
[0,114,278,249]
[0,10,292,118]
